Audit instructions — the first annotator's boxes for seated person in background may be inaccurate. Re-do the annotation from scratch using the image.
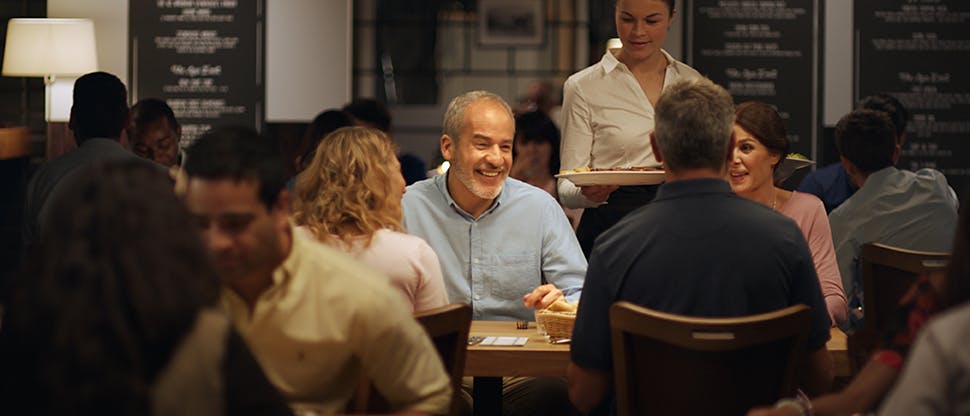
[344,97,427,185]
[569,79,833,414]
[293,126,449,312]
[0,161,291,415]
[829,109,958,327]
[513,79,560,120]
[293,109,353,174]
[727,101,848,328]
[287,109,353,193]
[798,93,908,213]
[182,126,451,414]
[129,97,183,168]
[750,189,970,416]
[510,110,582,230]
[402,90,586,416]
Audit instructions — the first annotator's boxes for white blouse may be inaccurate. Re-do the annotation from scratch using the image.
[558,49,702,208]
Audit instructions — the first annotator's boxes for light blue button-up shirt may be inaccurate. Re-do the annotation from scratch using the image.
[402,173,587,321]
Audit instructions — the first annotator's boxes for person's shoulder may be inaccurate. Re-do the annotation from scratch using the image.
[912,167,949,183]
[503,177,560,206]
[297,232,384,283]
[802,163,844,183]
[789,191,826,211]
[403,177,440,204]
[666,52,702,79]
[918,302,970,355]
[565,58,608,87]
[371,229,429,252]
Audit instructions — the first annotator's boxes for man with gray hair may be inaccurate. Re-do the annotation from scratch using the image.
[568,78,833,413]
[402,90,586,415]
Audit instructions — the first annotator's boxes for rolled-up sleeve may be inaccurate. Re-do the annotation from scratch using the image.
[558,78,601,209]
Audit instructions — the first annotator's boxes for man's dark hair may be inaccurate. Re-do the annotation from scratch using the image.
[835,109,897,174]
[342,98,392,132]
[183,125,286,209]
[69,72,129,142]
[857,93,908,139]
[130,98,180,133]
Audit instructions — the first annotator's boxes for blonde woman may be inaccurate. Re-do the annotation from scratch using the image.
[294,126,448,312]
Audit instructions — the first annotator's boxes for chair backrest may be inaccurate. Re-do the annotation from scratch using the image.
[609,301,812,416]
[346,303,472,415]
[415,303,472,416]
[848,242,949,372]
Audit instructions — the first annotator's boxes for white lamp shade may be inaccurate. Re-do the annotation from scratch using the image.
[2,18,98,77]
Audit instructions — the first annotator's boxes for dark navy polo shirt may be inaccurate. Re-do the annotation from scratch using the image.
[571,178,832,372]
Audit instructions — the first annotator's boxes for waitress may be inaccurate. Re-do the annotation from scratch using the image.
[558,0,702,257]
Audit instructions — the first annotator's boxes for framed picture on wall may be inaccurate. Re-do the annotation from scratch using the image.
[478,0,544,46]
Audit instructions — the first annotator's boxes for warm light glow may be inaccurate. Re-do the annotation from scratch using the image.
[437,161,451,175]
[606,38,622,51]
[2,18,98,77]
[2,18,98,121]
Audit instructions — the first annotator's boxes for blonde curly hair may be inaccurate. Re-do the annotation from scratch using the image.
[293,126,403,247]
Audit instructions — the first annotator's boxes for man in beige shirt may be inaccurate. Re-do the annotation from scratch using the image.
[182,125,451,415]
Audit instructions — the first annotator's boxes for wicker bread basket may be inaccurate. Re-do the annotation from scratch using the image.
[536,309,576,339]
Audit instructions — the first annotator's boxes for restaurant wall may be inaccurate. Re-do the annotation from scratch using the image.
[44,0,855,172]
[47,0,352,122]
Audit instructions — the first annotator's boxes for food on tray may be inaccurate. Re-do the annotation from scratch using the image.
[558,166,590,174]
[559,166,661,175]
[590,166,662,172]
[787,153,810,161]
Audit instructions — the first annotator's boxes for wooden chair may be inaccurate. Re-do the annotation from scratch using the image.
[847,242,949,373]
[415,303,472,416]
[347,303,472,415]
[609,301,812,416]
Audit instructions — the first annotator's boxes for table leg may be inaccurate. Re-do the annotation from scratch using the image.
[473,376,502,415]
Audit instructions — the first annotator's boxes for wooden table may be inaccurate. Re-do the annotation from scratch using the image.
[465,321,849,413]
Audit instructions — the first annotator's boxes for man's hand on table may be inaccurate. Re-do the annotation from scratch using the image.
[523,284,565,310]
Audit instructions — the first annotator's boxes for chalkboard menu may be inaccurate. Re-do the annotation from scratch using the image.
[855,0,970,196]
[129,0,264,147]
[686,0,821,160]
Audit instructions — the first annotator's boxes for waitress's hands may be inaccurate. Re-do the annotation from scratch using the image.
[579,185,619,203]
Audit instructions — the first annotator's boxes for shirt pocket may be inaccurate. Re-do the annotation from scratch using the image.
[489,253,540,300]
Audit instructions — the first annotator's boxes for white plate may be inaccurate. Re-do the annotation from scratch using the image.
[556,170,666,186]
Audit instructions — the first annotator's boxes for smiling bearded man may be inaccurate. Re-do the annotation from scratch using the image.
[401,90,588,415]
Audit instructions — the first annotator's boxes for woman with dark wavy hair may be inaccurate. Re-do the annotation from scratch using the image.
[294,126,448,312]
[0,161,291,415]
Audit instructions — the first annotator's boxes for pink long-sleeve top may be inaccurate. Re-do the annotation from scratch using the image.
[779,191,849,327]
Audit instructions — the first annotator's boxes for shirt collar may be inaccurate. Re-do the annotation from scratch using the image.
[433,172,506,220]
[270,220,299,287]
[864,166,898,185]
[654,177,733,201]
[601,48,675,75]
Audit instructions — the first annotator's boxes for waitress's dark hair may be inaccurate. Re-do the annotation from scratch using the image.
[734,101,789,174]
[0,160,219,414]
